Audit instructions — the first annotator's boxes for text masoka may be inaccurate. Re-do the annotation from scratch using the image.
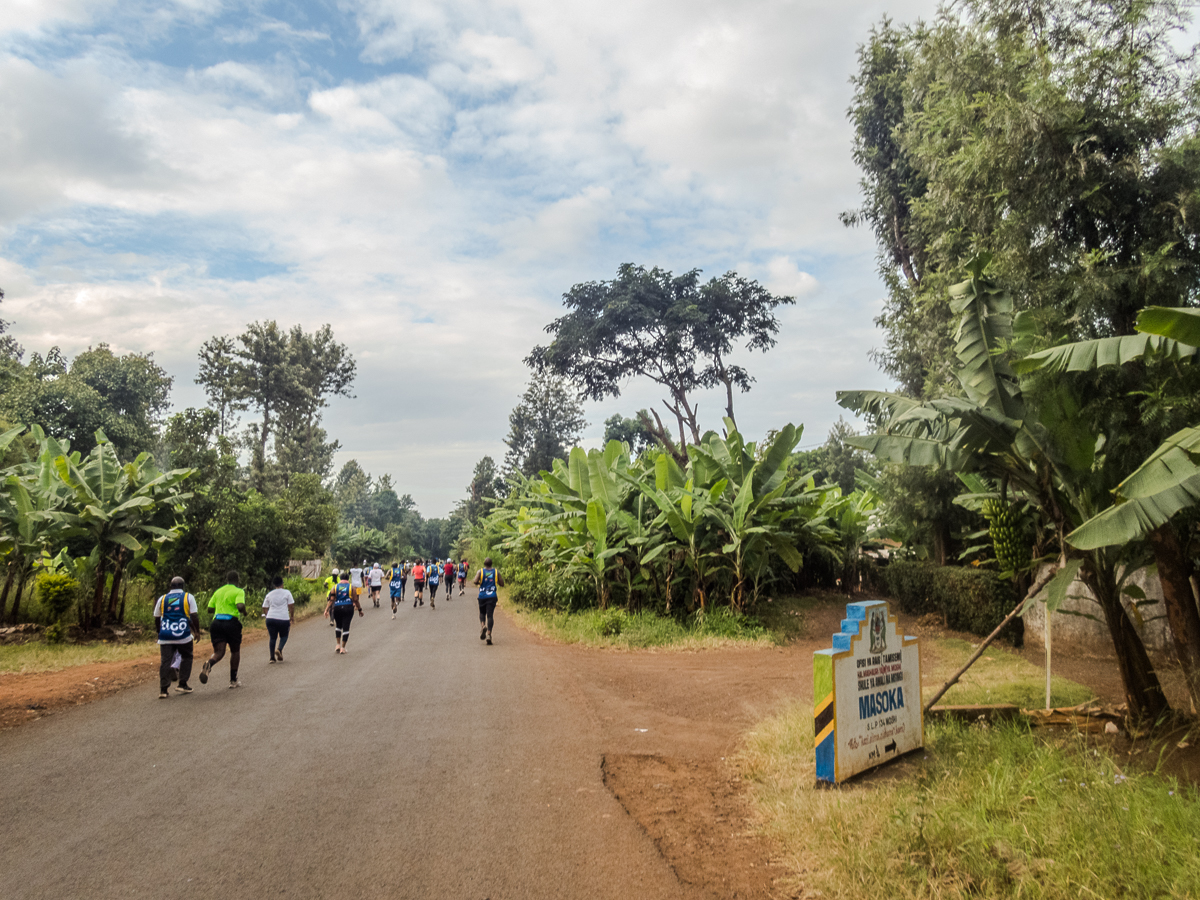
[858,686,905,720]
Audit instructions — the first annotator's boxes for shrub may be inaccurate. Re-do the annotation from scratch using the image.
[37,573,79,622]
[508,565,594,612]
[44,621,66,644]
[881,560,1022,645]
[598,609,625,636]
[283,575,315,605]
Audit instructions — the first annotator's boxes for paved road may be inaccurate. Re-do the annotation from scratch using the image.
[1,593,692,900]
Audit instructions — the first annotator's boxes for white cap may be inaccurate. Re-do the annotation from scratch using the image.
[332,568,340,575]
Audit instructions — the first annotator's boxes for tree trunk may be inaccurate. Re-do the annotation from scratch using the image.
[10,566,30,625]
[1082,562,1170,723]
[1,561,16,624]
[1147,524,1200,714]
[932,519,950,567]
[90,554,108,626]
[107,549,127,622]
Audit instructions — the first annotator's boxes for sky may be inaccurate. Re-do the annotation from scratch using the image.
[0,0,941,516]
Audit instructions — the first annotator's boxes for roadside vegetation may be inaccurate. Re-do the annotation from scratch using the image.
[737,707,1200,899]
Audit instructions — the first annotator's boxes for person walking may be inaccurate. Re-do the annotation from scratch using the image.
[412,559,426,607]
[388,563,405,618]
[442,559,456,600]
[426,559,440,609]
[474,557,504,645]
[457,559,469,596]
[349,563,364,605]
[154,576,200,699]
[262,575,295,662]
[324,572,363,653]
[200,571,247,689]
[368,562,384,607]
[325,568,340,627]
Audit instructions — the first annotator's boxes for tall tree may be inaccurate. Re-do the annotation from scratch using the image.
[527,264,793,447]
[846,0,1200,398]
[0,344,172,459]
[463,456,504,524]
[503,372,587,478]
[196,321,355,488]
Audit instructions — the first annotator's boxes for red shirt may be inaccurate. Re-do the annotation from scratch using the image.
[444,563,455,580]
[413,565,426,581]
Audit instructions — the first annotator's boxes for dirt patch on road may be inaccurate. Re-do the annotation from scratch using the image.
[603,753,784,899]
[0,655,158,729]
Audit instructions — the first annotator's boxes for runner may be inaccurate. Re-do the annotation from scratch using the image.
[368,562,384,608]
[457,558,468,596]
[389,562,405,618]
[153,576,200,699]
[200,570,247,689]
[325,568,340,626]
[349,563,364,605]
[426,559,440,609]
[474,556,504,645]
[324,572,363,654]
[261,575,295,662]
[412,559,426,607]
[442,559,455,600]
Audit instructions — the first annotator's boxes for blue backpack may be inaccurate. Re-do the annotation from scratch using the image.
[158,590,193,641]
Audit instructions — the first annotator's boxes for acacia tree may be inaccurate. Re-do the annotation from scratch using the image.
[527,264,793,449]
[504,372,587,478]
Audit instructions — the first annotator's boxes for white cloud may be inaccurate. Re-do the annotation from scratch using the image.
[0,0,940,513]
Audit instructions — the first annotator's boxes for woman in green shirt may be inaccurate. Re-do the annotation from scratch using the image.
[200,571,247,689]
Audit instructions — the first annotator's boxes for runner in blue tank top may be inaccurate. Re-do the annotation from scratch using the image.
[388,562,406,618]
[324,572,363,654]
[473,557,504,645]
[426,559,440,609]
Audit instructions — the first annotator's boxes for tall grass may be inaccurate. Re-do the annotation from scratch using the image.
[508,603,773,649]
[737,703,1200,899]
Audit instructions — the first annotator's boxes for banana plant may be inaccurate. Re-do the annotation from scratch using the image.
[50,431,194,625]
[838,253,1171,721]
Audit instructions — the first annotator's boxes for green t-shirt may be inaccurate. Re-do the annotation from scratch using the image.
[208,584,246,619]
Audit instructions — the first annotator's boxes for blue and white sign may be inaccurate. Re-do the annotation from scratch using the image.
[814,600,923,784]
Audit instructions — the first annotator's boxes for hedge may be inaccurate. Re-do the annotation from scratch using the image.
[880,560,1023,646]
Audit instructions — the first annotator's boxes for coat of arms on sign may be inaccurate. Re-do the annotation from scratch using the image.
[870,608,886,654]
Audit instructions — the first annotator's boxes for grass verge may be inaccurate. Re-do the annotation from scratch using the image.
[506,601,776,650]
[922,637,1095,708]
[736,703,1200,899]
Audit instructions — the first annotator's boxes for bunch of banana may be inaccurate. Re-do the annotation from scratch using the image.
[982,498,1026,572]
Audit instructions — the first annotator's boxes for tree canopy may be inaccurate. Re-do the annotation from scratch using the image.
[503,372,587,478]
[527,264,793,447]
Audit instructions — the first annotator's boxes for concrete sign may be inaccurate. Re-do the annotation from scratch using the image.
[814,600,923,784]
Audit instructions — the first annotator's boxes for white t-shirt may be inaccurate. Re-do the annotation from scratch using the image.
[262,588,295,621]
[368,566,383,586]
[349,567,364,588]
[153,592,199,644]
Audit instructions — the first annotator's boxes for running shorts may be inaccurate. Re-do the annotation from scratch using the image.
[209,617,243,649]
[414,580,425,591]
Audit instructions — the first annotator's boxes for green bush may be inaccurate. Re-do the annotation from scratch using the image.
[508,565,594,612]
[44,621,66,644]
[598,609,625,636]
[881,560,1022,645]
[37,573,79,622]
[283,575,316,605]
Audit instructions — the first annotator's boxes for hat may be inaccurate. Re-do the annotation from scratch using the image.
[332,568,340,575]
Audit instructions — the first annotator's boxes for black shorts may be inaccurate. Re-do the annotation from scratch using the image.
[414,580,425,591]
[333,606,355,630]
[209,617,243,649]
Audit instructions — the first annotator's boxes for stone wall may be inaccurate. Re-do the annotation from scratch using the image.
[1022,566,1186,656]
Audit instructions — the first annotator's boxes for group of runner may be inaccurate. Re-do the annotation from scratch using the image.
[153,558,503,697]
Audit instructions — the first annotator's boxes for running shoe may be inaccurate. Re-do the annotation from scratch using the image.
[430,601,435,609]
[199,659,212,684]
[268,657,276,664]
[392,614,396,620]
[158,691,169,699]
[275,649,283,661]
[486,633,493,645]
[229,680,242,689]
[480,627,487,641]
[176,685,193,694]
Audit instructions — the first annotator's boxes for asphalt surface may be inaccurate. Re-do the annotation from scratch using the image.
[1,590,691,900]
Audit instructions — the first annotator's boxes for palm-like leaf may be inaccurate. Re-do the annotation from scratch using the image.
[1136,306,1200,346]
[1013,333,1194,375]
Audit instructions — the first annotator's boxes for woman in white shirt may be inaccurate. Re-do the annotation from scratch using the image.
[262,575,295,662]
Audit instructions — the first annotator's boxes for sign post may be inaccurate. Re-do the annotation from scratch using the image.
[814,599,922,784]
